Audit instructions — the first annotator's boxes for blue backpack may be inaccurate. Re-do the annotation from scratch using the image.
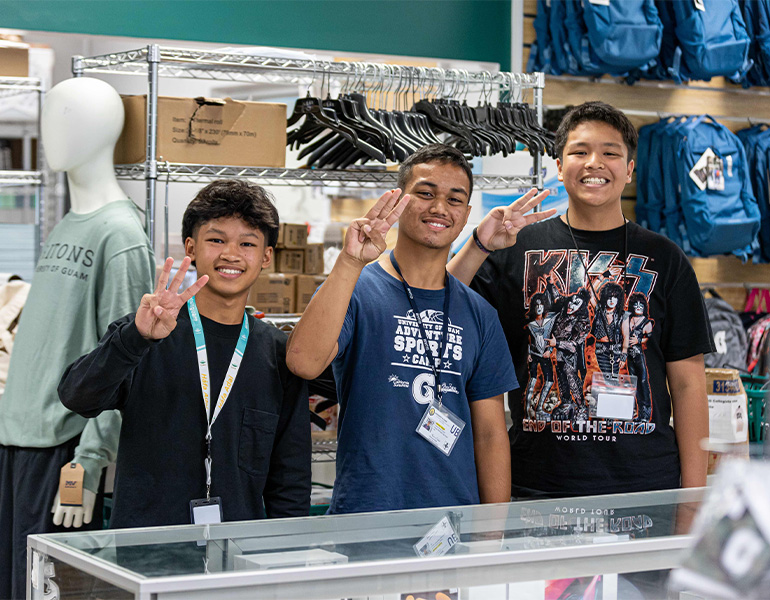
[736,125,770,262]
[670,0,752,82]
[579,0,663,74]
[677,117,760,259]
[738,0,770,86]
[527,0,552,74]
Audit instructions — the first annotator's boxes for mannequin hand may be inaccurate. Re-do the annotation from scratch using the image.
[476,188,555,251]
[136,257,208,340]
[51,489,96,528]
[344,189,411,264]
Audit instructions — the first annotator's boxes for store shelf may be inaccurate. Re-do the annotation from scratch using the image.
[0,76,43,100]
[116,163,537,189]
[74,46,545,90]
[311,438,337,463]
[0,170,43,187]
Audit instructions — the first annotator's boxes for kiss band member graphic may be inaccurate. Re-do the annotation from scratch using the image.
[524,291,556,419]
[591,282,627,379]
[545,276,591,424]
[627,292,654,422]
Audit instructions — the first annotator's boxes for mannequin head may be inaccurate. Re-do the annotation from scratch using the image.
[42,78,124,172]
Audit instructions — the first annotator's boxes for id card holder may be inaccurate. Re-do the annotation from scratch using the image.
[416,400,465,456]
[190,497,223,524]
[588,372,637,420]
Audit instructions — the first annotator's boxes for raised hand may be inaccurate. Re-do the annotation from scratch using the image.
[135,257,209,340]
[344,189,411,264]
[476,188,555,251]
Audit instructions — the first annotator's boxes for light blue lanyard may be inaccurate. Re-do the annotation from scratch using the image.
[187,297,249,499]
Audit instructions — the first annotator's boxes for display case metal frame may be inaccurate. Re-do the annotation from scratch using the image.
[28,487,703,600]
[0,76,45,261]
[72,44,546,252]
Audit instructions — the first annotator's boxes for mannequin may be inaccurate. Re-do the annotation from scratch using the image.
[0,78,155,599]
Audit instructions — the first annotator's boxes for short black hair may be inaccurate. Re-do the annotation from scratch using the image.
[554,101,637,162]
[397,144,473,198]
[182,179,279,248]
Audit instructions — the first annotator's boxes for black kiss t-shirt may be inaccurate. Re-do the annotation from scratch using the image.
[471,217,714,498]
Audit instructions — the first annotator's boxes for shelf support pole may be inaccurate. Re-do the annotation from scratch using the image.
[145,44,160,251]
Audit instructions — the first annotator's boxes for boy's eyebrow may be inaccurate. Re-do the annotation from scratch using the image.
[414,180,469,197]
[205,227,261,239]
[568,141,624,149]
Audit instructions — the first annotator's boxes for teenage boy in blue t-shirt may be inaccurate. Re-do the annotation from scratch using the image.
[287,144,552,514]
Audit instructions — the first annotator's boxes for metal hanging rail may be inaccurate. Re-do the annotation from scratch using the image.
[114,163,538,189]
[73,46,545,90]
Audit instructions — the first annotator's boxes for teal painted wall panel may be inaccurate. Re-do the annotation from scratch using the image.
[1,0,511,70]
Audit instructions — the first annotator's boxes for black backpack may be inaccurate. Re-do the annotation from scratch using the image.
[703,289,748,369]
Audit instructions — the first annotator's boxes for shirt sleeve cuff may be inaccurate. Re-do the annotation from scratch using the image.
[118,318,158,357]
[72,454,104,494]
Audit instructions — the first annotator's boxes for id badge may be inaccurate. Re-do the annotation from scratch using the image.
[413,515,459,557]
[588,372,637,420]
[416,400,465,456]
[190,497,223,524]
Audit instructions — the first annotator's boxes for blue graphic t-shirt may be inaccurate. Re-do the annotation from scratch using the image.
[330,261,518,514]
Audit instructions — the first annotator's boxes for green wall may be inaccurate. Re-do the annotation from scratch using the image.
[1,0,511,70]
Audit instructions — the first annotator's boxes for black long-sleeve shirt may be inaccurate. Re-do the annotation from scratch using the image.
[58,304,310,529]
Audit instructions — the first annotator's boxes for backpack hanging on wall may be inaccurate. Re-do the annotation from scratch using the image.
[528,0,553,74]
[670,0,753,82]
[676,116,760,259]
[579,0,663,74]
[703,289,748,369]
[737,0,770,86]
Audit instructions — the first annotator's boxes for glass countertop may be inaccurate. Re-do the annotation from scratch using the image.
[31,487,704,580]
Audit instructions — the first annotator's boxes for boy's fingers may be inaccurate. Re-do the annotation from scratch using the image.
[168,257,191,294]
[378,188,402,219]
[519,189,551,213]
[385,193,411,226]
[525,208,557,224]
[179,274,209,304]
[155,257,174,294]
[364,226,387,254]
[363,189,397,220]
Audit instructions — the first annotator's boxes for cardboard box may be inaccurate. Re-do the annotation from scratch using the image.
[275,249,304,274]
[247,274,296,314]
[0,44,29,77]
[278,223,308,248]
[114,95,286,167]
[296,274,327,312]
[304,243,324,274]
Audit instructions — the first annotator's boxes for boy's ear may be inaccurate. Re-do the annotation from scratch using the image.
[184,237,196,262]
[626,159,635,183]
[556,158,563,181]
[262,245,273,269]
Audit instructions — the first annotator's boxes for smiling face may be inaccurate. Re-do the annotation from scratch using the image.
[557,120,634,214]
[397,161,471,251]
[184,216,272,303]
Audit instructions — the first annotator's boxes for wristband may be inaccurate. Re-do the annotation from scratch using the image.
[472,227,492,255]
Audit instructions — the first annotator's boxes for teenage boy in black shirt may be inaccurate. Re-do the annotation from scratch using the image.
[449,101,713,499]
[59,180,310,527]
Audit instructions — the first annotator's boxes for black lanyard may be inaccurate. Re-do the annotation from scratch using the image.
[389,252,451,405]
[565,210,628,305]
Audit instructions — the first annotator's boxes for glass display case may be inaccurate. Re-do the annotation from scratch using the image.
[27,487,704,600]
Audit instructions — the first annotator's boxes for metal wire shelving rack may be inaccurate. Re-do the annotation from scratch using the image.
[73,45,546,252]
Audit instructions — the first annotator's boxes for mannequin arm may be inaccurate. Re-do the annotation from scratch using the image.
[51,489,97,528]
